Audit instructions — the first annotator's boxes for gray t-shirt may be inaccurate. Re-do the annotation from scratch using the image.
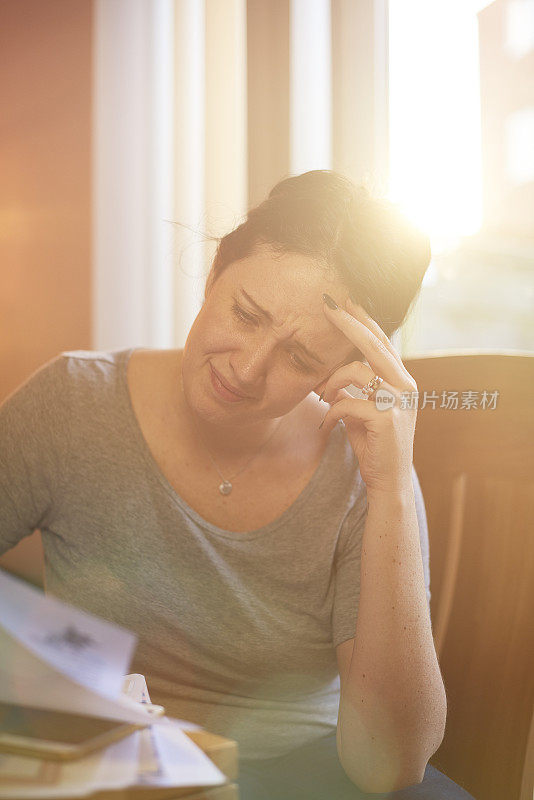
[0,349,431,760]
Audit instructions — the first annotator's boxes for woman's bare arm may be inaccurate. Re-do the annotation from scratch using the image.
[336,486,446,794]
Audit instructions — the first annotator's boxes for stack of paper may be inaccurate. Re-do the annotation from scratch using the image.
[0,569,228,798]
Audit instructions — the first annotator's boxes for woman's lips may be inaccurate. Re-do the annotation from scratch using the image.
[209,364,251,402]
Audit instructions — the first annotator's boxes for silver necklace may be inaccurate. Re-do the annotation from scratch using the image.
[190,414,284,495]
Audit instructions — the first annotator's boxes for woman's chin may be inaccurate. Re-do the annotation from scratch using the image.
[183,381,244,426]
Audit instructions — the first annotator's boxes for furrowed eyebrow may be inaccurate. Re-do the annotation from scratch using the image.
[240,289,326,365]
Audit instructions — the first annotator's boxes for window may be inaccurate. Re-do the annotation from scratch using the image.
[388,0,534,356]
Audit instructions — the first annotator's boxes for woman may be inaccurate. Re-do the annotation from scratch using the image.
[0,171,474,799]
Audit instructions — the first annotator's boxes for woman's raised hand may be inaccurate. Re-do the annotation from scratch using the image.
[319,295,419,497]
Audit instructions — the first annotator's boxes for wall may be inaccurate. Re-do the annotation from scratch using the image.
[0,0,93,584]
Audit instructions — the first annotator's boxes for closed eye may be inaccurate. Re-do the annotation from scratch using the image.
[232,302,258,326]
[288,350,312,372]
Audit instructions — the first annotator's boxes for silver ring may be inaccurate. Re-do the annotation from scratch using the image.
[361,375,384,397]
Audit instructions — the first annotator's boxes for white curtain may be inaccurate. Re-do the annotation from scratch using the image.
[92,0,175,351]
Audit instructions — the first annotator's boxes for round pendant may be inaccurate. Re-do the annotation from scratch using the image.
[219,480,233,495]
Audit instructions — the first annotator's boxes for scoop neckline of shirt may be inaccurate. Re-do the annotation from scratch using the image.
[119,346,346,541]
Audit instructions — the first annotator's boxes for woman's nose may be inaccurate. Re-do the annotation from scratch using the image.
[230,336,274,389]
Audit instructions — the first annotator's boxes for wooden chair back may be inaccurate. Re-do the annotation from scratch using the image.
[404,352,534,800]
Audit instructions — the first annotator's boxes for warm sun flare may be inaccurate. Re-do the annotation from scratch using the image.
[387,0,491,250]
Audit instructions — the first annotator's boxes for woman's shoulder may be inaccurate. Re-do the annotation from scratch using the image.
[52,348,136,396]
[1,349,107,410]
[5,347,147,416]
[28,348,135,388]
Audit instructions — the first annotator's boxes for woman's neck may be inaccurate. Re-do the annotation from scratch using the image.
[189,411,286,463]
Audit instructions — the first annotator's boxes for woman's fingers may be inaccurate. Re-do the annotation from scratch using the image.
[321,362,400,405]
[319,395,381,435]
[322,294,416,388]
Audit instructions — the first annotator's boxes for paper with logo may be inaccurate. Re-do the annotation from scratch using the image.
[0,568,135,697]
[0,569,162,726]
